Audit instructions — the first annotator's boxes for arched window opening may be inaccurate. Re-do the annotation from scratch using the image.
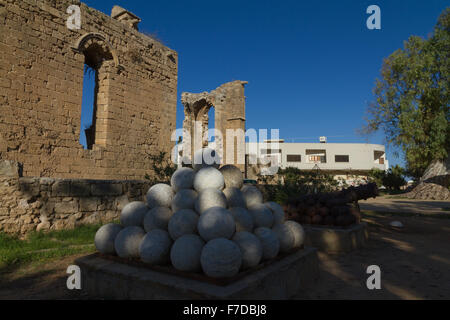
[80,64,98,149]
[79,40,113,150]
[207,106,215,145]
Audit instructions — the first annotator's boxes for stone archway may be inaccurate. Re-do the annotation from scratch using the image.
[73,33,118,149]
[181,81,247,170]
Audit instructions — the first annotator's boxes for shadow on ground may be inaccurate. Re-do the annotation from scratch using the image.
[0,214,449,299]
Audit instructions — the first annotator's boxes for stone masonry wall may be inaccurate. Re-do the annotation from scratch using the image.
[0,161,151,234]
[0,0,178,180]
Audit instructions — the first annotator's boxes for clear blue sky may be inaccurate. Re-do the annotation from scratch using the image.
[80,0,448,168]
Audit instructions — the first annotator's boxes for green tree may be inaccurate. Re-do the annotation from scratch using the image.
[382,165,407,191]
[362,8,450,179]
[367,168,385,187]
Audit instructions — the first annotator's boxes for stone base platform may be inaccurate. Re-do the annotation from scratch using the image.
[74,247,319,300]
[304,222,369,254]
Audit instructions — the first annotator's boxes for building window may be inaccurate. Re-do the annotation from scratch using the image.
[306,149,326,163]
[374,150,385,164]
[287,154,301,162]
[261,149,282,155]
[335,155,349,163]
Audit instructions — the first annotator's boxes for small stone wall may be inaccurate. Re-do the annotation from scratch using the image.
[0,161,151,234]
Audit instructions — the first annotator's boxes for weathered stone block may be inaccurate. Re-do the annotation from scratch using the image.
[91,183,123,196]
[79,197,99,212]
[52,180,71,197]
[0,160,20,177]
[71,181,91,197]
[75,247,319,299]
[54,201,78,214]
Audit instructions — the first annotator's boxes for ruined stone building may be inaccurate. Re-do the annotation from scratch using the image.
[181,81,247,171]
[0,0,178,180]
[0,1,250,234]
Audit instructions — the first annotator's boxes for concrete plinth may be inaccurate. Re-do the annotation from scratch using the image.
[75,247,319,300]
[304,222,368,254]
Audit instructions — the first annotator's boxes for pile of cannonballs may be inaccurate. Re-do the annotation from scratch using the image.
[94,148,305,279]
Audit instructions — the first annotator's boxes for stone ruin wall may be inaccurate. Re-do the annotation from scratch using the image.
[0,160,151,234]
[181,81,247,171]
[0,0,178,180]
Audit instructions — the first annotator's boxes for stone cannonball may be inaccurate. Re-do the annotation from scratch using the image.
[198,207,236,241]
[223,187,246,208]
[146,183,174,209]
[171,167,195,192]
[265,202,285,225]
[94,223,123,255]
[272,223,295,253]
[171,189,198,212]
[193,167,225,192]
[219,165,244,189]
[168,209,199,240]
[200,238,242,278]
[170,234,205,272]
[139,229,172,265]
[229,207,254,232]
[254,227,280,260]
[120,201,149,227]
[195,188,227,214]
[143,207,173,232]
[114,226,146,259]
[248,203,274,229]
[242,186,263,208]
[232,231,263,269]
[193,148,221,171]
[284,221,306,248]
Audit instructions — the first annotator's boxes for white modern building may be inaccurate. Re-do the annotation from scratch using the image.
[174,137,389,185]
[245,138,389,183]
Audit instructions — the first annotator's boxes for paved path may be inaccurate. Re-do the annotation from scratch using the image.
[359,196,450,215]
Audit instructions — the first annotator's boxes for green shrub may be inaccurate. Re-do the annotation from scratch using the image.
[260,167,341,203]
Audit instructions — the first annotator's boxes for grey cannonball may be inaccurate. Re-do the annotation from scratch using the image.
[143,207,173,232]
[219,165,244,189]
[254,227,280,260]
[193,167,225,192]
[232,231,263,269]
[265,202,285,225]
[171,189,198,212]
[195,188,227,214]
[170,234,205,272]
[114,226,146,259]
[198,207,235,241]
[171,167,195,192]
[193,148,221,171]
[229,207,254,232]
[201,238,242,278]
[248,203,274,228]
[95,223,123,255]
[272,223,295,253]
[223,187,246,208]
[242,186,263,207]
[284,221,306,248]
[120,201,149,227]
[168,209,199,240]
[139,229,172,265]
[146,183,174,208]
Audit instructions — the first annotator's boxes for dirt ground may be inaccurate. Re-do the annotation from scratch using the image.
[1,213,449,300]
[359,196,449,215]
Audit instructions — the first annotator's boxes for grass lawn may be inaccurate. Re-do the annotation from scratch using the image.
[0,224,103,272]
